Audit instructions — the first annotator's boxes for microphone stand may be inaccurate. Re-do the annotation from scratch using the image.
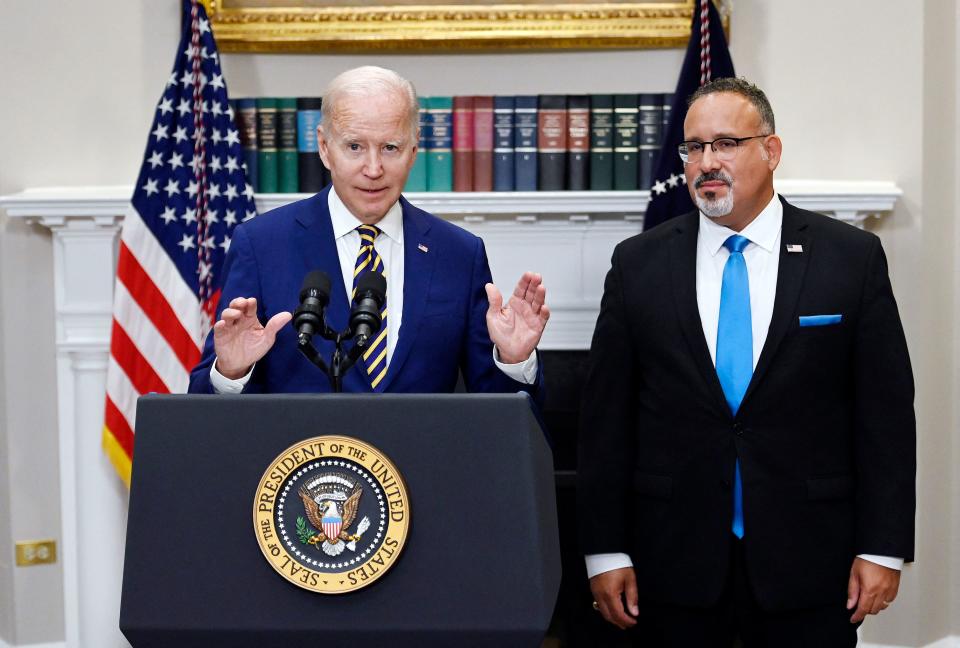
[298,328,371,393]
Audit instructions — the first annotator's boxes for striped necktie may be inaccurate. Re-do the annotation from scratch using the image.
[716,234,752,539]
[352,224,389,391]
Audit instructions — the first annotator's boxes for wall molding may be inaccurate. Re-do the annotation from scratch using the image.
[0,179,901,224]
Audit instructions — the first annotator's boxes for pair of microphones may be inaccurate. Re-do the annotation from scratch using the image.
[291,270,386,392]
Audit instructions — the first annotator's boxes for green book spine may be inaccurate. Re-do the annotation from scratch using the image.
[426,96,453,192]
[404,97,429,192]
[277,97,298,193]
[589,94,614,190]
[613,94,639,191]
[256,97,279,193]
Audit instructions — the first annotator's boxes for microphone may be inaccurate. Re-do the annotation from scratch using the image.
[293,270,331,346]
[350,272,386,345]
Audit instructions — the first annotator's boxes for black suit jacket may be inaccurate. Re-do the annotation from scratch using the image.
[577,197,915,611]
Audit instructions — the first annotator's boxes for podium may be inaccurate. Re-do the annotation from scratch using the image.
[120,393,561,647]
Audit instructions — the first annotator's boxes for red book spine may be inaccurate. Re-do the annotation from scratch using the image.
[473,96,494,192]
[453,96,474,192]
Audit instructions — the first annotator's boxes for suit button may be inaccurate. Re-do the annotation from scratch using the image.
[733,422,744,436]
[720,479,731,491]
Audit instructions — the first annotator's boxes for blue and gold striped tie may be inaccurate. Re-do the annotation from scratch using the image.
[353,224,389,391]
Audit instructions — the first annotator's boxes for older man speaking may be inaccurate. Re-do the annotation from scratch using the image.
[188,66,549,395]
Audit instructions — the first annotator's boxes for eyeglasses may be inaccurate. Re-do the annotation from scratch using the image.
[678,135,770,163]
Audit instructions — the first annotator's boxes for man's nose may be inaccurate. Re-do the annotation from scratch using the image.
[698,143,722,171]
[362,150,384,177]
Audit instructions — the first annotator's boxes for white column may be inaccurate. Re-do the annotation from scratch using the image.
[45,213,130,648]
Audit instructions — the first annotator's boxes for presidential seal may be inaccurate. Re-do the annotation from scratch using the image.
[253,436,410,594]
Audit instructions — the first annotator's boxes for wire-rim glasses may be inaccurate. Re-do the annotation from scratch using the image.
[678,135,771,164]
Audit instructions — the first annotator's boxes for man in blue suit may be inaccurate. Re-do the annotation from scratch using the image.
[188,66,549,395]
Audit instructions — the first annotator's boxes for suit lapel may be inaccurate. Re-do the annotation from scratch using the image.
[741,200,811,408]
[668,212,731,417]
[377,198,436,392]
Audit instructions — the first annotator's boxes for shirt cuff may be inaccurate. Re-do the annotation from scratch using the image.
[492,347,538,384]
[210,358,254,394]
[584,552,634,579]
[857,554,904,571]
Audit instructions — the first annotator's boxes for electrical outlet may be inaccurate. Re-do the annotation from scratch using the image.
[15,540,57,566]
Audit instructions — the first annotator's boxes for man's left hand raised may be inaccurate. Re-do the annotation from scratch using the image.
[485,272,550,363]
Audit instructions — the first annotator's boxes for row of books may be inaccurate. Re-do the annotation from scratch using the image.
[232,93,674,194]
[233,97,330,195]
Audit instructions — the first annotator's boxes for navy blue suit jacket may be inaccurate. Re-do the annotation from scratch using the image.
[189,186,543,399]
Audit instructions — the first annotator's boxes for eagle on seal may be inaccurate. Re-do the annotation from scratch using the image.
[299,479,363,557]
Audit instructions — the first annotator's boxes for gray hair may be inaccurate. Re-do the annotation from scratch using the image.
[688,77,776,133]
[321,66,419,140]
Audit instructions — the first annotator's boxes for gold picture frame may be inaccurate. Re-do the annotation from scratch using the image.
[199,1,725,53]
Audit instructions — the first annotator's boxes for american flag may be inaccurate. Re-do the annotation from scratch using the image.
[103,0,256,485]
[642,0,734,231]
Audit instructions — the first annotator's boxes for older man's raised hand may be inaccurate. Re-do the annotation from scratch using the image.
[212,297,292,379]
[484,272,550,364]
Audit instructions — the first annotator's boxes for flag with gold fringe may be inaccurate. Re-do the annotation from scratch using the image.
[643,0,735,231]
[103,0,257,485]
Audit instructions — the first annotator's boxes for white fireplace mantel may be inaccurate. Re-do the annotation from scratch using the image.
[3,179,900,223]
[0,179,899,648]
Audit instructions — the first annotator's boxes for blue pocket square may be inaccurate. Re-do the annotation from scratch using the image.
[799,314,842,327]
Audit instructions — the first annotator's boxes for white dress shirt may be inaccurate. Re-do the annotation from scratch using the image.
[585,194,901,578]
[211,188,538,391]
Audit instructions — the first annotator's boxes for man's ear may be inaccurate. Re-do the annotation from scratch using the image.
[407,127,420,169]
[316,124,331,170]
[763,134,782,171]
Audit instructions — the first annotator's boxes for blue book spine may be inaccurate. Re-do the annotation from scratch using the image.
[296,97,325,192]
[514,95,538,191]
[493,96,515,191]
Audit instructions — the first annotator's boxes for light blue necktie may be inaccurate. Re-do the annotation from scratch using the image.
[716,234,752,539]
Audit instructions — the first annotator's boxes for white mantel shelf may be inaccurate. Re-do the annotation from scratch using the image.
[1,180,901,226]
[0,179,900,648]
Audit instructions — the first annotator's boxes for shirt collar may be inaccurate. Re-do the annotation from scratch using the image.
[699,192,783,256]
[328,187,404,244]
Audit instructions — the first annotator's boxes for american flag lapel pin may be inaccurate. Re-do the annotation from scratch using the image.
[786,244,803,253]
[418,243,429,253]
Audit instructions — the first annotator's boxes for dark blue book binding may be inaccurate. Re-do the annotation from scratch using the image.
[493,96,515,191]
[639,93,662,191]
[514,95,538,192]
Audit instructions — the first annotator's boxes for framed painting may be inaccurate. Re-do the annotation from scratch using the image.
[199,0,728,52]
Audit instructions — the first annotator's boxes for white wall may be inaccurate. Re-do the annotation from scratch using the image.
[0,1,178,643]
[0,0,956,645]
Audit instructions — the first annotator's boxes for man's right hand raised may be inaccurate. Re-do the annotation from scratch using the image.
[213,297,292,379]
[590,567,639,630]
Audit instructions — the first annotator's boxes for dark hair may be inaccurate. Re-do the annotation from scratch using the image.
[688,77,776,133]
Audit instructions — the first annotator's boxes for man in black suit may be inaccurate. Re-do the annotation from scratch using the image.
[578,78,915,647]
